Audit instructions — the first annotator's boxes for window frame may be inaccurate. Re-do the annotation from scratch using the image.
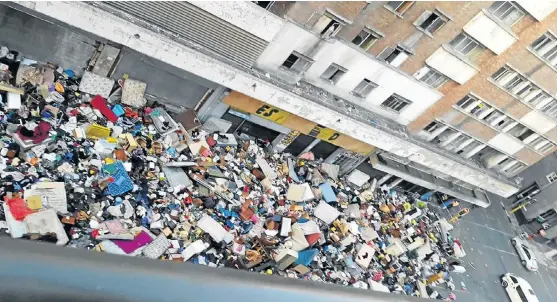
[547,172,557,183]
[449,32,486,60]
[530,32,557,68]
[381,94,412,113]
[378,46,411,67]
[280,51,314,74]
[252,1,275,10]
[416,10,448,35]
[310,11,346,39]
[385,1,415,16]
[487,1,526,27]
[491,65,557,121]
[352,28,382,51]
[419,67,449,88]
[320,63,347,84]
[351,78,377,98]
[423,121,443,133]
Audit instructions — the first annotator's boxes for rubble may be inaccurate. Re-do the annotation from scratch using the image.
[0,45,465,300]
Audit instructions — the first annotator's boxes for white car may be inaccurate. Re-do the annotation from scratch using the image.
[511,237,538,272]
[501,273,539,302]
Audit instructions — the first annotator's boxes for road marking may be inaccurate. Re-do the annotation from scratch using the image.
[536,271,554,301]
[458,219,514,237]
[479,244,518,256]
[547,271,557,292]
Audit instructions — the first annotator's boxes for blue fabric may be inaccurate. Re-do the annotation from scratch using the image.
[295,248,319,266]
[104,162,133,196]
[112,104,125,117]
[319,182,337,203]
[419,191,434,201]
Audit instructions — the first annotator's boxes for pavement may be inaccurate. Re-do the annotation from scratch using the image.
[429,193,557,302]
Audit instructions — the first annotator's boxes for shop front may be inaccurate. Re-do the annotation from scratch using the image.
[220,91,375,165]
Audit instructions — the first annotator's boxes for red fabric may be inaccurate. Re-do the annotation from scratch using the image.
[6,197,34,221]
[305,233,321,245]
[206,136,217,147]
[17,121,51,144]
[91,95,118,122]
[372,271,383,282]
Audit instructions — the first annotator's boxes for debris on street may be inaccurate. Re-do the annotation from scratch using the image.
[0,46,468,299]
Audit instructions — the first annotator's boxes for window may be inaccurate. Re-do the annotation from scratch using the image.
[281,52,313,74]
[385,1,415,16]
[381,94,411,113]
[449,33,486,60]
[547,172,557,183]
[530,32,557,67]
[320,63,347,84]
[487,1,525,27]
[351,79,377,98]
[352,28,381,51]
[417,10,448,35]
[419,67,448,88]
[515,285,529,302]
[522,245,532,260]
[491,66,512,82]
[526,91,548,107]
[506,123,535,142]
[424,121,443,133]
[541,99,557,118]
[456,95,493,119]
[311,12,344,38]
[491,66,527,94]
[378,46,411,67]
[492,66,557,120]
[444,133,472,152]
[253,1,274,10]
[538,142,554,153]
[456,94,479,110]
[503,161,524,175]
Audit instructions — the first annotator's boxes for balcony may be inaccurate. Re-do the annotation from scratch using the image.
[425,45,479,84]
[463,10,518,55]
[488,133,524,155]
[515,0,557,21]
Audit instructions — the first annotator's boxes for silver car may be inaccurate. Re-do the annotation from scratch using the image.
[511,237,538,272]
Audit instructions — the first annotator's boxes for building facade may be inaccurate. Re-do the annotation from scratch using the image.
[5,1,557,207]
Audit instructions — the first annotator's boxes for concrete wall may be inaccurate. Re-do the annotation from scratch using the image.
[463,11,518,55]
[112,47,215,109]
[515,152,557,220]
[425,46,478,84]
[190,1,284,43]
[256,21,444,125]
[0,4,97,75]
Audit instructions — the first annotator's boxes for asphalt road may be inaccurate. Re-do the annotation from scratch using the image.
[431,193,557,302]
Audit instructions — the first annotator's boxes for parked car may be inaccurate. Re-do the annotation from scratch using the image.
[501,273,539,302]
[511,237,538,271]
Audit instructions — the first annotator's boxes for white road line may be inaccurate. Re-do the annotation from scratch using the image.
[547,271,557,292]
[478,244,518,256]
[458,220,514,237]
[536,271,554,301]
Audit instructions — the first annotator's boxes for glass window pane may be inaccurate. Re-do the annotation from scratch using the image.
[352,30,367,46]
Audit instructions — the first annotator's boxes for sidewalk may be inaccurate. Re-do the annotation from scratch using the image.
[505,201,557,269]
